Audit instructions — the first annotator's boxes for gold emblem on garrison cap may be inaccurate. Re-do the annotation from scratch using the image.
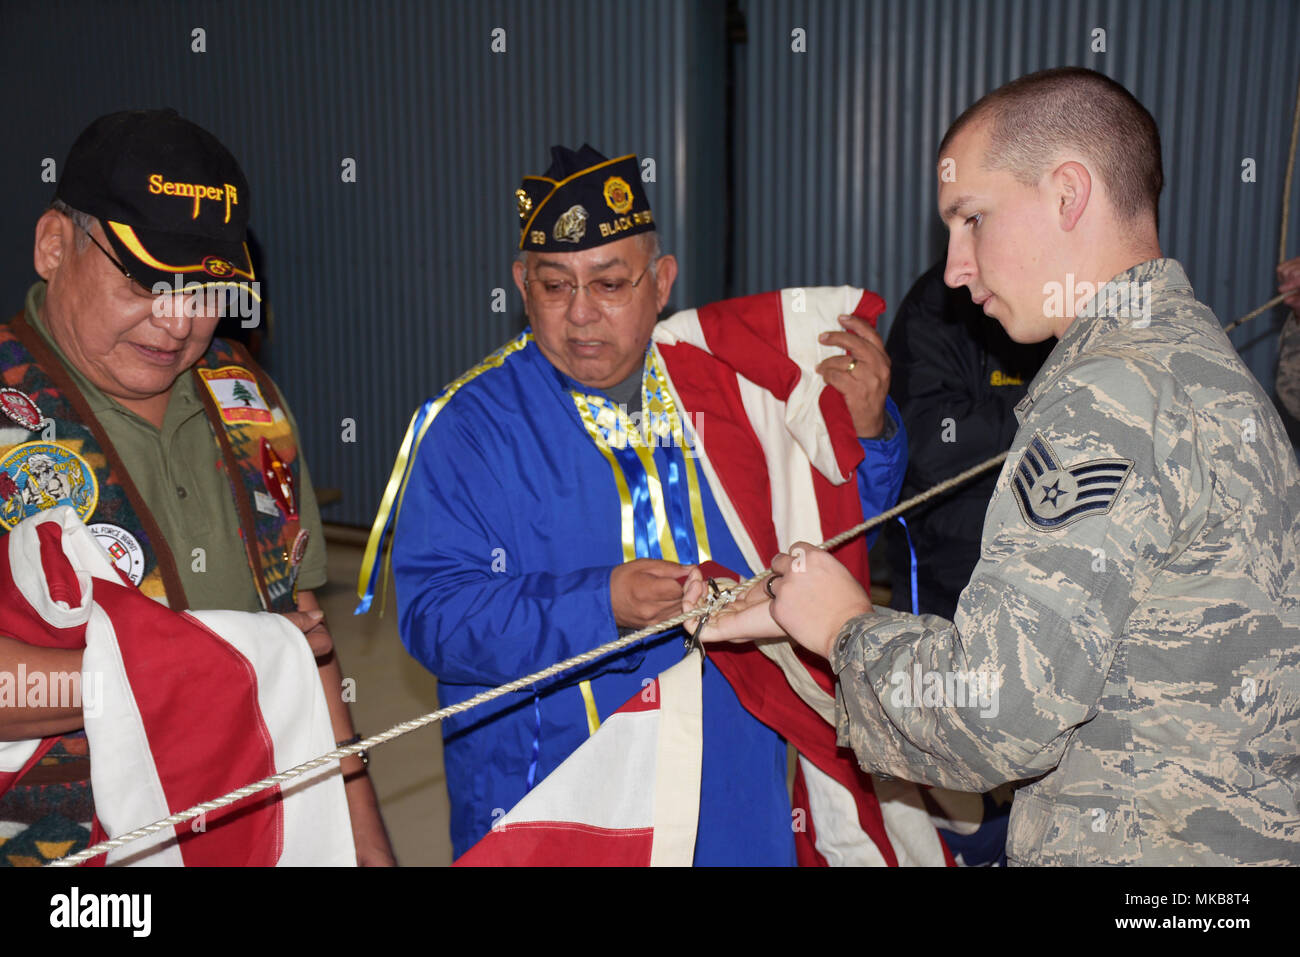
[603,176,634,214]
[553,204,588,243]
[515,187,533,221]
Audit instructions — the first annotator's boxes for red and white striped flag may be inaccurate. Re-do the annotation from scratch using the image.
[459,288,956,867]
[458,650,705,866]
[0,506,354,866]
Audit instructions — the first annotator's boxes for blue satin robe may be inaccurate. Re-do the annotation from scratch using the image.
[392,333,907,862]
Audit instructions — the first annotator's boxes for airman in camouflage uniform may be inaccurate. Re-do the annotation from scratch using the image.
[694,68,1300,866]
[831,257,1300,865]
[829,67,1300,865]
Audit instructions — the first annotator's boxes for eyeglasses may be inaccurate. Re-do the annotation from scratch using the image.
[523,263,655,309]
[76,224,156,297]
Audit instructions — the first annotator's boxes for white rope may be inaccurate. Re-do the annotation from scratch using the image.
[51,69,1300,868]
[50,451,1008,867]
[1223,293,1288,333]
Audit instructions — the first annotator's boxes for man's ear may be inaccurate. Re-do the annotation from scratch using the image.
[1053,161,1092,232]
[653,254,678,312]
[34,209,72,280]
[511,258,528,302]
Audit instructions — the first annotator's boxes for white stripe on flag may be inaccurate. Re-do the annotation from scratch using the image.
[799,756,888,866]
[649,649,704,866]
[874,776,948,866]
[495,710,659,831]
[780,286,864,485]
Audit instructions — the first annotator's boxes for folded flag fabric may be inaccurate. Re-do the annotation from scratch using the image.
[0,506,354,866]
[457,648,704,866]
[458,287,961,866]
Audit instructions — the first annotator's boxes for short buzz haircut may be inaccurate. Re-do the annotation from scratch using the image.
[939,67,1163,225]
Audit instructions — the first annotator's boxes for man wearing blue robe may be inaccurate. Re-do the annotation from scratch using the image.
[375,145,907,863]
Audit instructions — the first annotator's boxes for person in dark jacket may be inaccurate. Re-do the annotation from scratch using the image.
[884,260,1053,621]
[880,260,1052,866]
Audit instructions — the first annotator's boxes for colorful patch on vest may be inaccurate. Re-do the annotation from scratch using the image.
[0,388,42,431]
[253,489,279,516]
[88,522,146,587]
[290,527,310,566]
[0,442,99,530]
[196,366,273,425]
[260,439,298,519]
[1011,433,1133,532]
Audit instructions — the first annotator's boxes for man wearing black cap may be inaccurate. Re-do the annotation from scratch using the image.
[0,110,393,866]
[368,145,905,863]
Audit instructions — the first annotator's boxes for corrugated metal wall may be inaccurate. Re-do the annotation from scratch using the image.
[0,0,724,527]
[3,0,1295,527]
[735,0,1300,392]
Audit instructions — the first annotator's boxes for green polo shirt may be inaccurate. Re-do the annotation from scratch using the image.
[24,282,327,612]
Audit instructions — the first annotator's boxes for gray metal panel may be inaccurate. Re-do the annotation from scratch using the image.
[735,0,1300,396]
[3,1,1295,530]
[1,0,720,527]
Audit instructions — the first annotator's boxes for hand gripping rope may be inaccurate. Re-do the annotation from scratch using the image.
[52,452,1010,866]
[51,68,1300,868]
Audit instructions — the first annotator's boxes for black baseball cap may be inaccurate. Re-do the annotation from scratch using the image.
[53,109,257,294]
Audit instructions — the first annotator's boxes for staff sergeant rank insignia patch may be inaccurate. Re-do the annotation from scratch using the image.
[1011,433,1133,531]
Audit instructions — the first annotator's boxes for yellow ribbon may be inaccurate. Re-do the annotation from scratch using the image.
[357,333,533,615]
[579,680,601,735]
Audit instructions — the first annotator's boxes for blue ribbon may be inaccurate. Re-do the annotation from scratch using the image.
[896,516,920,616]
[609,441,658,559]
[663,454,696,560]
[525,687,542,792]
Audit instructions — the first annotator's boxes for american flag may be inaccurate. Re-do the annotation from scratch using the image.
[459,287,965,867]
[0,506,354,866]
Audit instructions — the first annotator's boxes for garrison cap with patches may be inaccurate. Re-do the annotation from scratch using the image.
[53,109,257,294]
[1011,432,1133,531]
[516,144,654,251]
